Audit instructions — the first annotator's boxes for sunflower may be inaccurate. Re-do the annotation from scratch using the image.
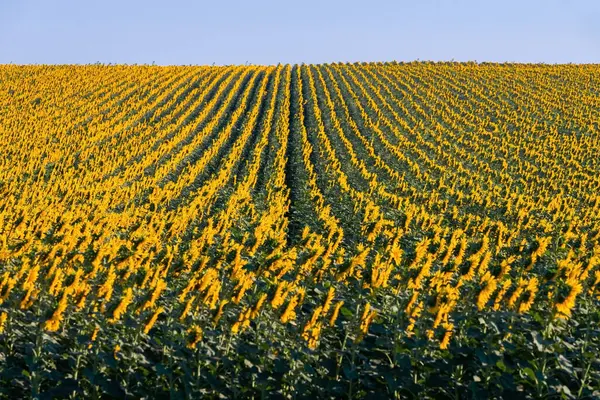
[555,278,583,318]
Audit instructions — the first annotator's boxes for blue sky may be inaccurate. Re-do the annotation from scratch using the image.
[1,0,598,65]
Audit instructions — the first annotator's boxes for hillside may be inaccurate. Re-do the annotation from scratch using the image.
[0,62,599,398]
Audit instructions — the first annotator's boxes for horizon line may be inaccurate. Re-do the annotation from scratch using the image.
[2,60,600,67]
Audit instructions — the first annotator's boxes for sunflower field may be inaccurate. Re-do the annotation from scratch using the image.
[0,62,599,399]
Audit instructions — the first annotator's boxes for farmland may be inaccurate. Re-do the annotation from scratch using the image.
[0,62,599,398]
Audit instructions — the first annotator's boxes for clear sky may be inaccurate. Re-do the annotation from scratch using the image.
[1,0,599,65]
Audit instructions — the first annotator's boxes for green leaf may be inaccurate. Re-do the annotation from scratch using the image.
[340,307,353,319]
[343,366,358,380]
[556,354,573,374]
[523,367,537,384]
[496,360,506,372]
[531,331,544,352]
